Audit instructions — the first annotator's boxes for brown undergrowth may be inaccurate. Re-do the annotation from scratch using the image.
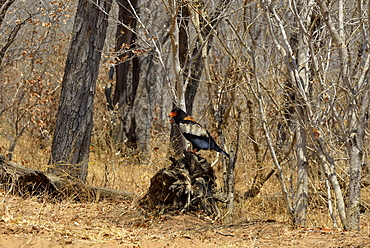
[1,104,370,247]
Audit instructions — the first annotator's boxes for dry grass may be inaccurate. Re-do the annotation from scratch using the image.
[1,97,370,247]
[1,126,369,228]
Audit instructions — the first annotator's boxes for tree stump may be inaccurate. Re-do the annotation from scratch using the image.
[140,151,221,217]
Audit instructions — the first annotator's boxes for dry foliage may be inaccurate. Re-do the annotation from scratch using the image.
[1,0,370,245]
[1,114,370,246]
[1,77,370,246]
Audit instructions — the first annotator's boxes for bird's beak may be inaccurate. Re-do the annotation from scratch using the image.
[169,111,176,118]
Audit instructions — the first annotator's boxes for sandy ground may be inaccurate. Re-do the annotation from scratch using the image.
[0,189,370,248]
[1,205,370,247]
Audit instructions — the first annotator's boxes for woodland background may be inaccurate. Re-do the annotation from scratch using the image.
[0,0,370,241]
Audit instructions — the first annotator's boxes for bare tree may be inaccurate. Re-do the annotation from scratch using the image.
[0,0,31,64]
[313,0,370,231]
[0,0,74,161]
[255,0,369,230]
[49,0,113,181]
[167,0,232,155]
[179,0,232,115]
[0,0,15,24]
[1,0,368,230]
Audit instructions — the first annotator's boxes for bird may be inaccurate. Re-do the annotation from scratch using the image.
[169,108,230,157]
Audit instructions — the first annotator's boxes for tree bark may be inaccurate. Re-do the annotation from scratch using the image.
[294,125,308,226]
[49,0,112,181]
[112,0,152,154]
[113,0,139,107]
[346,93,369,230]
[132,54,154,153]
[314,136,348,229]
[293,0,313,226]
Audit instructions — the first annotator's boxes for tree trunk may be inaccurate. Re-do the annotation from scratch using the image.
[293,0,312,225]
[184,0,231,116]
[49,0,112,181]
[346,93,369,230]
[112,0,152,154]
[132,54,154,153]
[347,133,362,231]
[294,124,308,226]
[113,0,139,107]
[314,136,348,229]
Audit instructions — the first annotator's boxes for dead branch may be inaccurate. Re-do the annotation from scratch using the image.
[0,155,136,202]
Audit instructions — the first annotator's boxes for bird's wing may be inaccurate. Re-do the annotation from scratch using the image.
[182,133,212,150]
[179,119,230,157]
[179,120,209,137]
[179,120,212,149]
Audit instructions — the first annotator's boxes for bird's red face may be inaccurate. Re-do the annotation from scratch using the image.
[169,110,177,123]
[169,110,178,118]
[169,108,187,125]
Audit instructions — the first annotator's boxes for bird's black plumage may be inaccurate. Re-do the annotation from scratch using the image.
[169,108,230,157]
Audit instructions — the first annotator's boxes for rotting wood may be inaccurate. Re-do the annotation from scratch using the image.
[0,155,136,202]
[140,151,223,217]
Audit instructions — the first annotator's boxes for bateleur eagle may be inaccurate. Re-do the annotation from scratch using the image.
[169,108,230,157]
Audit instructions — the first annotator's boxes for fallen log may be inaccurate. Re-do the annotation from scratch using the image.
[0,155,136,202]
[140,151,223,217]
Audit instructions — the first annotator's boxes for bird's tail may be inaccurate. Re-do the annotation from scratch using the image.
[216,147,230,158]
